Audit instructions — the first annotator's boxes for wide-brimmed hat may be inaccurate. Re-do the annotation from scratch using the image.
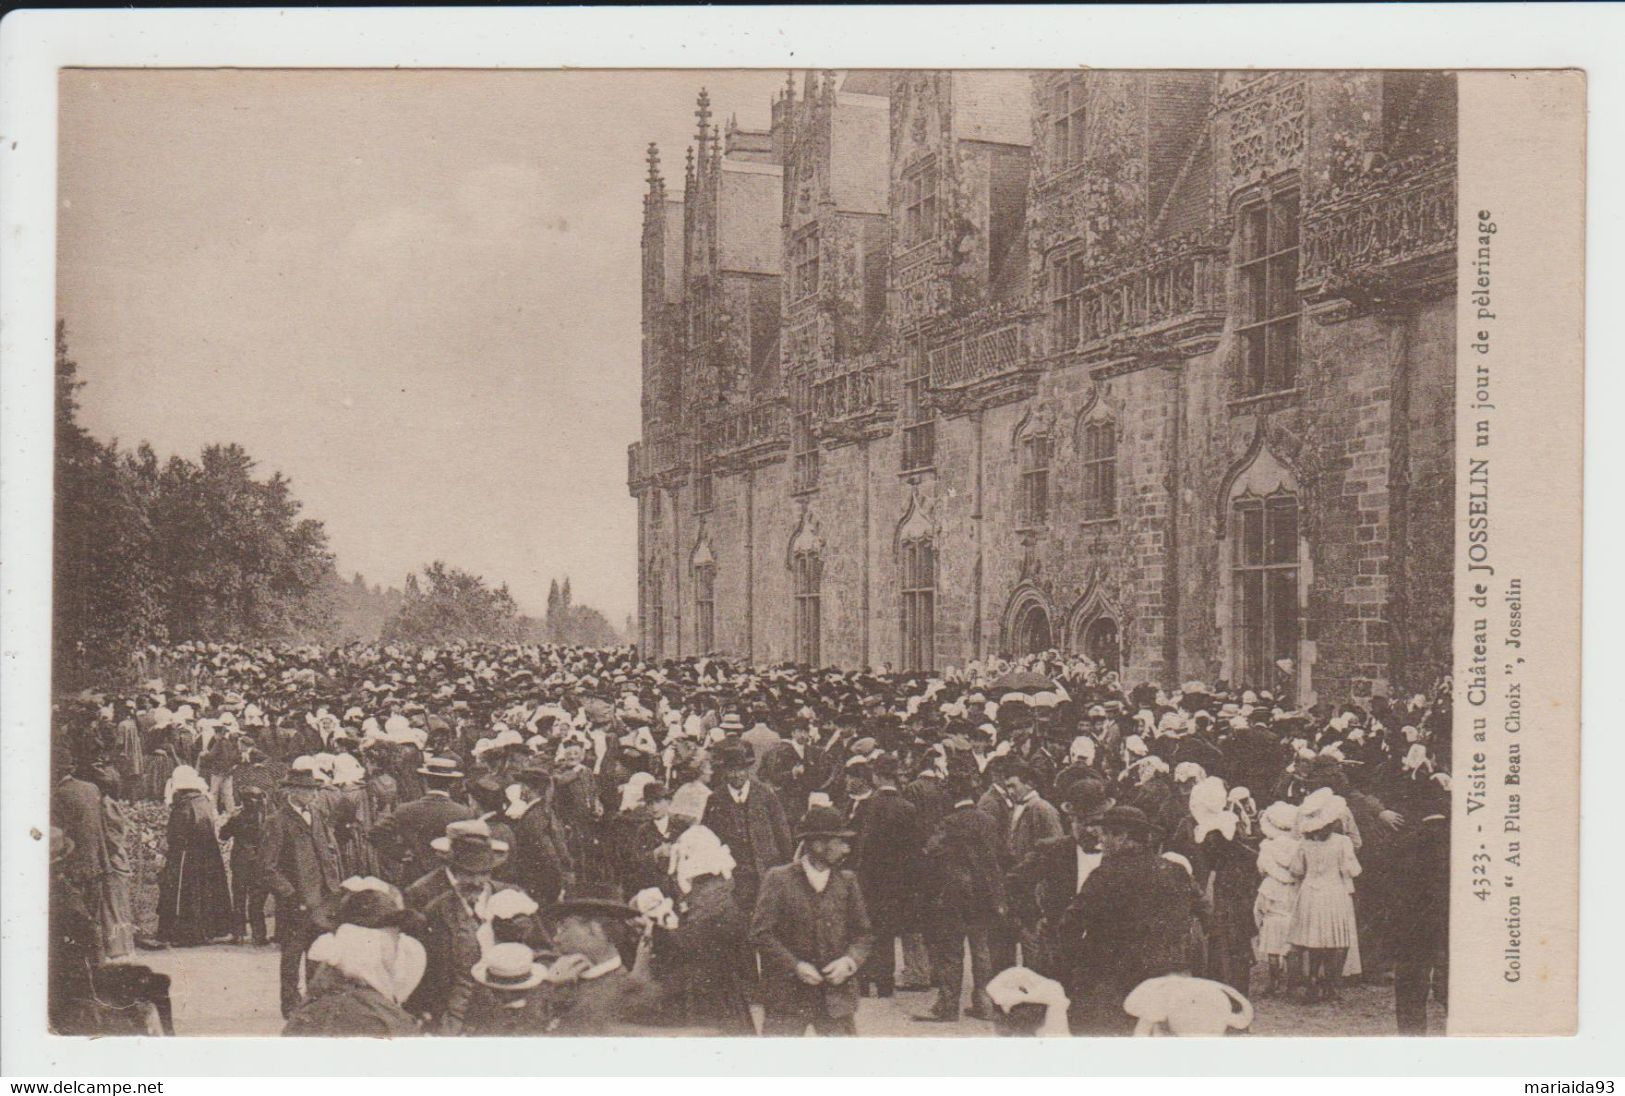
[282,767,323,789]
[795,805,857,841]
[1259,801,1299,841]
[431,819,509,871]
[417,756,466,781]
[471,941,549,991]
[542,897,639,926]
[1297,789,1346,835]
[718,712,746,732]
[1100,805,1160,841]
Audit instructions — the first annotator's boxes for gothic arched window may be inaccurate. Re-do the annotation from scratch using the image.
[1231,489,1300,687]
[900,537,936,672]
[1018,427,1053,528]
[792,551,821,666]
[1080,416,1117,520]
[647,565,665,659]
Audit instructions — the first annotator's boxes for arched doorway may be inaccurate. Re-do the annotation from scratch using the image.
[1081,616,1120,672]
[1014,602,1054,655]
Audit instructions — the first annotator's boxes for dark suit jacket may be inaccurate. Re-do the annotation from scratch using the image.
[371,792,474,885]
[1011,835,1095,929]
[921,802,1006,926]
[701,778,792,883]
[749,860,874,1020]
[259,799,346,912]
[1221,725,1286,796]
[850,787,922,928]
[505,799,573,904]
[1064,846,1196,998]
[1006,794,1064,866]
[901,773,951,833]
[759,741,830,825]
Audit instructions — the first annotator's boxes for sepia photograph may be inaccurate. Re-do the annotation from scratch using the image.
[40,64,1476,1041]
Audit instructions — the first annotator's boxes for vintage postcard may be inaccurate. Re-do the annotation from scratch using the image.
[0,6,1595,1078]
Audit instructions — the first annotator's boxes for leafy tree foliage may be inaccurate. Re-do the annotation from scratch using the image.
[539,574,623,647]
[381,561,524,644]
[54,323,336,686]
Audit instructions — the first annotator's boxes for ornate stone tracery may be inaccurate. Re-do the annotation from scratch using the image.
[1224,74,1307,191]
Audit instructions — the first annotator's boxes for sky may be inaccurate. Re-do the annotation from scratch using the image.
[56,68,790,626]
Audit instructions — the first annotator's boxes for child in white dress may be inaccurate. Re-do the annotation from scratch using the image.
[1253,801,1300,996]
[1288,790,1361,1001]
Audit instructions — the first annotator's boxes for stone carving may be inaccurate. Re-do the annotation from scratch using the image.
[1226,75,1307,190]
[1300,159,1455,305]
[1068,241,1227,365]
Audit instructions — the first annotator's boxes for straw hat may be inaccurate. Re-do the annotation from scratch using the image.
[471,942,549,992]
[431,819,509,871]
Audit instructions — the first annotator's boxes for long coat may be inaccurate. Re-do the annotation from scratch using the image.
[503,799,573,904]
[259,798,346,914]
[749,860,874,1023]
[1062,846,1196,1033]
[157,789,234,945]
[407,878,488,1034]
[52,776,110,889]
[850,787,923,932]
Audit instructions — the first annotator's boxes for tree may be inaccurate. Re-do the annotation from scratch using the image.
[381,561,524,643]
[546,579,563,642]
[53,323,338,685]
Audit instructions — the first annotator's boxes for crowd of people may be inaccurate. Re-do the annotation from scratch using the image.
[50,640,1452,1038]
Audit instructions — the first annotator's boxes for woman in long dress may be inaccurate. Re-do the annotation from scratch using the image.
[89,765,137,959]
[156,767,234,945]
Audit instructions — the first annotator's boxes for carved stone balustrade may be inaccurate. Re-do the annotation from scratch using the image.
[810,358,897,445]
[1071,244,1228,375]
[1300,158,1456,313]
[927,308,1037,412]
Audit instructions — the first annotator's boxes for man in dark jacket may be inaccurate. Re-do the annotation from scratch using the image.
[750,806,874,1036]
[1061,805,1196,1034]
[1009,778,1113,979]
[1222,713,1288,796]
[369,756,474,887]
[259,768,351,1017]
[1390,786,1450,1034]
[501,764,574,903]
[759,717,830,828]
[849,755,922,998]
[220,786,269,944]
[915,771,1006,1023]
[701,741,792,913]
[405,820,505,1033]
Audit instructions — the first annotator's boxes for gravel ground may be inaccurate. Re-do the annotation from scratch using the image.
[136,939,1444,1038]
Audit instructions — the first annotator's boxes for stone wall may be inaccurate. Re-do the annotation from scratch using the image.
[631,71,1458,704]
